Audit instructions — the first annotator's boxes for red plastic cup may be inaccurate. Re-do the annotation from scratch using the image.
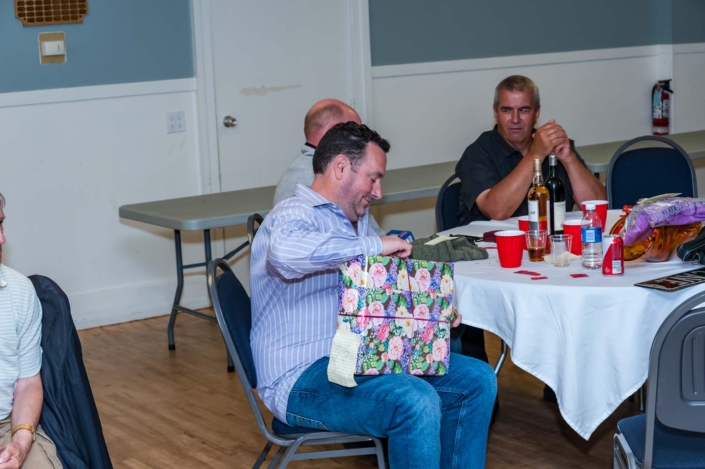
[495,230,525,268]
[581,200,608,229]
[562,219,583,255]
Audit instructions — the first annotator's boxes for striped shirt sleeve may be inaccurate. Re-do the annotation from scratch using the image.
[268,215,382,279]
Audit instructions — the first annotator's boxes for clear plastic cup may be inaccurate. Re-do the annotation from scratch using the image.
[549,234,573,267]
[525,230,548,263]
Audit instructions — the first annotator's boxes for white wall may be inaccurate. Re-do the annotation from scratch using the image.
[0,79,215,329]
[673,44,705,197]
[369,44,705,239]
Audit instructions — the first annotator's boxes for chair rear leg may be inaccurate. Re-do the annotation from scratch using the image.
[253,441,273,469]
[373,437,387,469]
[267,446,286,469]
[275,439,305,469]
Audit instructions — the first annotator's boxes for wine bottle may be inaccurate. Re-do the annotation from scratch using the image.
[527,159,550,262]
[546,155,566,235]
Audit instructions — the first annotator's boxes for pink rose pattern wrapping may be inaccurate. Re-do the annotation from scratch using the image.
[337,256,456,376]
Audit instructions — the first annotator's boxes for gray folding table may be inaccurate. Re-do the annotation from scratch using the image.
[118,161,457,364]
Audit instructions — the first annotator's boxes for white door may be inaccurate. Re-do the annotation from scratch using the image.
[208,0,369,192]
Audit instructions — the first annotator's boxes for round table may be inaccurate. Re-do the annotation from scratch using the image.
[442,210,705,439]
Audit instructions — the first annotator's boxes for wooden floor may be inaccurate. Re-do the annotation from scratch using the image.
[79,312,639,468]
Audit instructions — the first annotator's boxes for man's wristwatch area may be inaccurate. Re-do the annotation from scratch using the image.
[11,424,36,441]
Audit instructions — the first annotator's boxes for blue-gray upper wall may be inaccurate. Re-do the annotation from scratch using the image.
[369,0,704,67]
[0,0,194,94]
[673,0,705,44]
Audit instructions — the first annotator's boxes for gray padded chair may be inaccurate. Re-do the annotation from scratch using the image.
[613,290,705,469]
[606,136,697,210]
[207,258,386,469]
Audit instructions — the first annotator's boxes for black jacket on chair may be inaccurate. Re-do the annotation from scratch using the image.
[29,275,112,469]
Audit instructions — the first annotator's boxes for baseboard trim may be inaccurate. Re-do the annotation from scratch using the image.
[0,78,197,109]
[69,274,210,330]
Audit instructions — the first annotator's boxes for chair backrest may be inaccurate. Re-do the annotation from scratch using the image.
[247,213,264,245]
[207,259,284,443]
[435,174,461,232]
[606,136,697,210]
[642,290,705,467]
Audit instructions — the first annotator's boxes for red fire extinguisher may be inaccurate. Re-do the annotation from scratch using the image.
[652,79,673,135]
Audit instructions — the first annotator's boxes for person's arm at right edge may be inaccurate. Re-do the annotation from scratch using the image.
[476,121,568,220]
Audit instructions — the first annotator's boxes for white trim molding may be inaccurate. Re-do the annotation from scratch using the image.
[372,45,663,79]
[347,0,374,127]
[673,42,705,54]
[0,78,196,109]
[191,0,221,196]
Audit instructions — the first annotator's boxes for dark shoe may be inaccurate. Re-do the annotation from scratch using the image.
[543,385,557,403]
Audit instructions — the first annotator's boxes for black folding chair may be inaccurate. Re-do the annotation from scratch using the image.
[435,174,462,232]
[206,258,386,468]
[435,174,508,376]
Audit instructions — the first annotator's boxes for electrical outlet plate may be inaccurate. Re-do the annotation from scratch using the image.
[166,111,185,133]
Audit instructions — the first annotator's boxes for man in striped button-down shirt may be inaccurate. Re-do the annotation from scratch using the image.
[250,122,497,469]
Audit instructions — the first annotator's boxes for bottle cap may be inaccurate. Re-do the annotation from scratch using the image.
[549,154,557,165]
[533,159,541,171]
[586,203,596,210]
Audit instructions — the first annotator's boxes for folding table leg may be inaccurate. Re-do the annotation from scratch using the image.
[167,228,236,372]
[202,230,235,372]
[167,229,184,351]
[494,339,508,376]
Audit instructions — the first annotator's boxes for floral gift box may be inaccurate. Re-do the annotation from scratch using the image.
[337,255,456,376]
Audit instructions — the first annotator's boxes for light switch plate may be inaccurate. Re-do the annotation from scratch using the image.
[166,111,186,133]
[38,32,66,64]
[42,40,65,56]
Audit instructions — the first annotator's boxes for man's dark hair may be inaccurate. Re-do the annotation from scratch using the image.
[312,122,390,174]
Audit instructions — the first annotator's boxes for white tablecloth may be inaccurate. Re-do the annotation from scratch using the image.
[441,210,705,439]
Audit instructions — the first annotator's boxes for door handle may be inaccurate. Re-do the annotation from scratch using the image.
[223,116,238,128]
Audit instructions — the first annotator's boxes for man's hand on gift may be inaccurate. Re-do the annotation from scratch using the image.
[380,236,412,258]
[451,313,462,328]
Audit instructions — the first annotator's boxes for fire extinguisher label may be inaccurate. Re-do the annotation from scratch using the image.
[662,98,669,118]
[653,92,662,119]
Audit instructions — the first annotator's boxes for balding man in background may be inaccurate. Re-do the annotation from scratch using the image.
[274,99,385,235]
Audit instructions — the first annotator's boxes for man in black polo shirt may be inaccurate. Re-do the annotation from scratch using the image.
[456,75,605,224]
[454,75,606,402]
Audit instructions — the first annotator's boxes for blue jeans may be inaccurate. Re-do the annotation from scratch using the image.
[286,353,497,469]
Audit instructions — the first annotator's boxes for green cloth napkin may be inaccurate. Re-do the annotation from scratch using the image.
[410,235,488,262]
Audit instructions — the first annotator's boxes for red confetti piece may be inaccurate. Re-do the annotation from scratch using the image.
[515,270,541,276]
[531,276,548,280]
[570,273,588,278]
